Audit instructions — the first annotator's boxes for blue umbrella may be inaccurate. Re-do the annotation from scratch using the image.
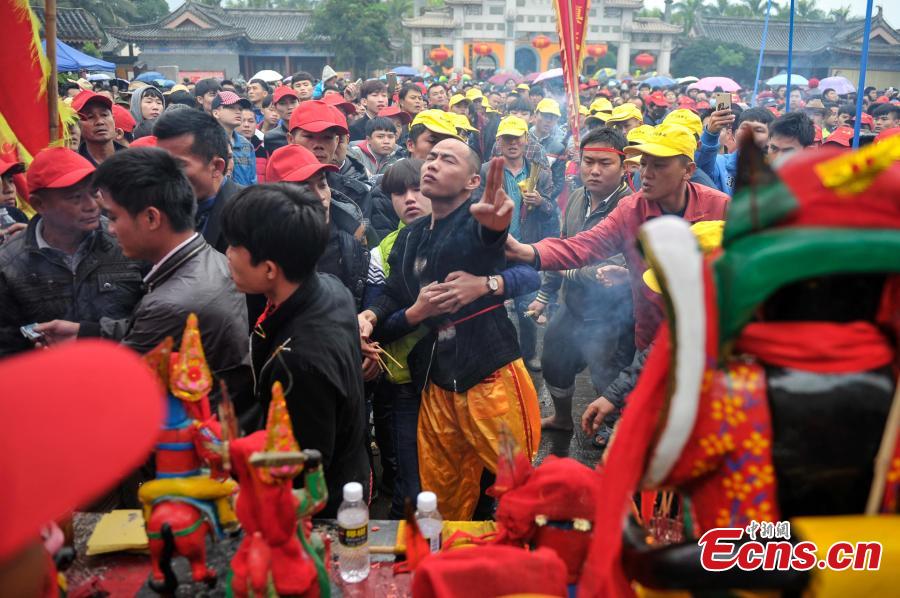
[643,75,676,88]
[154,79,176,89]
[135,71,164,83]
[766,73,808,87]
[390,66,419,77]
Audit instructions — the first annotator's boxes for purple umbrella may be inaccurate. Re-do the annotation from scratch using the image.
[688,77,741,92]
[817,76,855,95]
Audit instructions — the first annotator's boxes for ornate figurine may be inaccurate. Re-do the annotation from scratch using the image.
[139,314,239,593]
[581,136,900,596]
[224,381,329,598]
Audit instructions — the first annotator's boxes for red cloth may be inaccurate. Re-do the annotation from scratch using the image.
[736,321,895,373]
[411,545,568,598]
[534,183,729,349]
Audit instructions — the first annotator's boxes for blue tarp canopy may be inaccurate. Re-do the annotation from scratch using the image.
[41,39,115,73]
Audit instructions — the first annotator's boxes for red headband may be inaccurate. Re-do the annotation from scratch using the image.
[582,146,625,156]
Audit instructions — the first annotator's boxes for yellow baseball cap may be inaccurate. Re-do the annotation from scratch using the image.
[411,109,464,140]
[643,220,724,293]
[606,103,644,124]
[496,115,529,138]
[623,123,696,160]
[662,109,702,137]
[534,98,561,117]
[447,112,478,132]
[465,87,484,101]
[517,83,530,91]
[164,84,190,95]
[589,97,613,114]
[579,105,590,116]
[449,94,471,108]
[626,124,656,145]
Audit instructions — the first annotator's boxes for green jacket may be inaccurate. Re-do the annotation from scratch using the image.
[377,223,427,385]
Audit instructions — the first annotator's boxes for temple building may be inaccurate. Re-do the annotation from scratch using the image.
[403,0,681,77]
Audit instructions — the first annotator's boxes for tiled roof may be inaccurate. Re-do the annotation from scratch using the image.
[693,15,896,53]
[31,4,102,44]
[403,10,455,29]
[629,17,682,34]
[110,0,316,44]
[605,0,644,8]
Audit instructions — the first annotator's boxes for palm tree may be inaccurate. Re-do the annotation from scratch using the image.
[672,0,709,32]
[828,5,851,21]
[740,0,770,16]
[795,0,825,20]
[708,0,732,17]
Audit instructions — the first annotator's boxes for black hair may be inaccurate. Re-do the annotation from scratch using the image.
[366,117,397,137]
[873,103,900,119]
[579,127,627,163]
[398,83,422,101]
[167,90,198,108]
[360,79,387,98]
[142,87,166,103]
[221,183,328,283]
[62,81,80,94]
[248,78,270,93]
[508,98,532,113]
[153,108,230,163]
[529,85,545,97]
[735,106,775,132]
[92,148,196,233]
[838,102,857,117]
[408,123,454,145]
[194,78,222,98]
[381,158,424,196]
[427,82,447,93]
[769,111,815,147]
[292,71,314,84]
[221,79,234,87]
[261,95,273,109]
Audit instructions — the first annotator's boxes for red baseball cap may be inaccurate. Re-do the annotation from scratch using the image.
[875,96,890,104]
[823,125,853,147]
[323,92,358,116]
[647,91,670,107]
[265,144,338,183]
[130,135,158,148]
[288,100,349,134]
[0,159,24,177]
[71,90,113,115]
[111,104,136,134]
[695,100,711,110]
[378,104,412,125]
[272,86,300,105]
[211,90,252,111]
[26,147,95,191]
[0,340,164,560]
[860,112,875,129]
[808,77,820,89]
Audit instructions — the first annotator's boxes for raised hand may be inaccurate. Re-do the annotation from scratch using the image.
[470,157,514,232]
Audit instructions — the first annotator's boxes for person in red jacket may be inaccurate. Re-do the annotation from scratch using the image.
[506,123,729,351]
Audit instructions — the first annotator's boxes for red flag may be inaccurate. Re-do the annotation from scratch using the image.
[0,0,53,163]
[554,0,591,147]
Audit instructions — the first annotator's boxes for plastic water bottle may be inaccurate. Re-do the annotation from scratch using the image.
[337,482,370,583]
[0,208,15,230]
[415,491,443,553]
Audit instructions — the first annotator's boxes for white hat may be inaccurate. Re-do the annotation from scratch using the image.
[322,65,337,82]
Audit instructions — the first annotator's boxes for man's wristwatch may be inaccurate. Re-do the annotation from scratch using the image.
[486,275,500,296]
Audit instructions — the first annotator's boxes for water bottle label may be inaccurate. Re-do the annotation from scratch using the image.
[338,524,368,548]
[429,535,441,553]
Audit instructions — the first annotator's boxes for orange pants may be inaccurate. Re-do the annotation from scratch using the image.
[418,359,541,521]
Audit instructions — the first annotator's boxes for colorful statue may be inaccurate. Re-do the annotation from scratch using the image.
[581,137,900,596]
[222,381,329,598]
[139,314,239,593]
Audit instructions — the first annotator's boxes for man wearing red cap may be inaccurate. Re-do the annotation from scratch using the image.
[72,90,124,166]
[644,91,670,125]
[0,148,143,356]
[262,86,301,156]
[212,91,257,186]
[111,105,137,147]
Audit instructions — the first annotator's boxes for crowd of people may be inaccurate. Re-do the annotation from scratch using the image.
[2,64,899,523]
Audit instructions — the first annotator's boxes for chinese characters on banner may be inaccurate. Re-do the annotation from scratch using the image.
[553,0,591,147]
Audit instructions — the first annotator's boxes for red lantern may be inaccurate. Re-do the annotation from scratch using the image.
[430,47,450,63]
[531,35,551,50]
[634,53,655,69]
[586,44,607,59]
[473,43,492,57]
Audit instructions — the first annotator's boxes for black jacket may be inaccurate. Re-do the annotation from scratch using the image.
[263,124,289,156]
[250,274,370,517]
[349,114,372,142]
[368,185,400,240]
[370,199,520,393]
[199,178,242,254]
[0,217,143,356]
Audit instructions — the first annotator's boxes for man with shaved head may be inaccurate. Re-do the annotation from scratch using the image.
[358,138,541,520]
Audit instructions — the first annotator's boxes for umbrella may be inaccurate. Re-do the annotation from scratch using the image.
[817,76,855,95]
[689,77,741,92]
[250,70,282,83]
[135,71,164,83]
[642,75,676,88]
[488,70,523,85]
[534,68,563,84]
[155,79,176,89]
[593,67,617,81]
[676,76,699,84]
[766,73,808,86]
[87,73,112,81]
[390,66,419,77]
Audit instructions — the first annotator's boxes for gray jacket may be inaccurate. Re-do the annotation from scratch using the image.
[80,234,252,406]
[0,216,143,356]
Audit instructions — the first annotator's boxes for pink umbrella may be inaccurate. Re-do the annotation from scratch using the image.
[817,76,855,95]
[688,77,741,92]
[534,67,564,84]
[488,71,522,85]
[525,72,541,82]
